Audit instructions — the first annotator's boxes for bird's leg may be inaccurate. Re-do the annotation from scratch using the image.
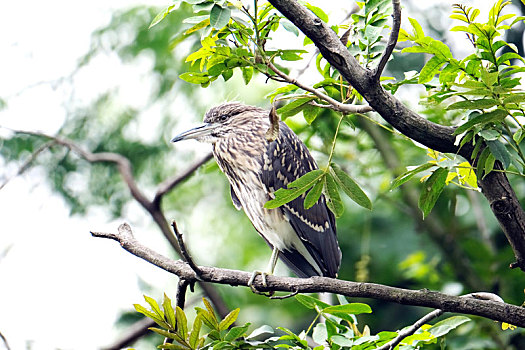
[248,248,279,294]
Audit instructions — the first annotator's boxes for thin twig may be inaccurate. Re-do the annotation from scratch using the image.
[374,0,401,80]
[152,153,213,209]
[171,221,203,279]
[0,140,56,191]
[309,101,373,114]
[376,309,444,350]
[91,223,525,327]
[0,330,11,350]
[269,288,299,300]
[266,60,373,114]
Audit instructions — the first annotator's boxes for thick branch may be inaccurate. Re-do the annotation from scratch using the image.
[92,224,525,327]
[267,0,525,272]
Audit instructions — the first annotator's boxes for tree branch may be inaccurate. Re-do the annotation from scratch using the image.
[373,0,401,80]
[152,153,213,210]
[266,60,373,114]
[376,309,444,350]
[6,129,232,320]
[267,0,525,272]
[91,224,525,327]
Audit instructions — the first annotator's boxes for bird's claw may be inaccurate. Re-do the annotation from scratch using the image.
[248,270,274,296]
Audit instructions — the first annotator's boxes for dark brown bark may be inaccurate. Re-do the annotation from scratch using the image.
[92,224,525,328]
[268,0,525,272]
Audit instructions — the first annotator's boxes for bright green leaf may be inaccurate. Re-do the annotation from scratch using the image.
[264,169,324,209]
[304,176,325,209]
[418,167,448,219]
[427,316,471,337]
[219,308,240,331]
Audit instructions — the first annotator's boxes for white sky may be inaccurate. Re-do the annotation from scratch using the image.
[0,0,501,349]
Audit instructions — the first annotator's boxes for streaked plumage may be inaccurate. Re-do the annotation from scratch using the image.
[172,102,341,278]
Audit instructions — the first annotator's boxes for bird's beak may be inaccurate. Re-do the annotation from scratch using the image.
[171,123,217,142]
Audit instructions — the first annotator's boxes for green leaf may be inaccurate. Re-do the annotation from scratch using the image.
[282,20,299,36]
[246,325,274,339]
[312,323,328,345]
[276,97,316,118]
[295,294,331,310]
[179,72,210,84]
[478,129,500,141]
[447,99,499,110]
[427,316,471,337]
[418,167,448,219]
[224,323,251,341]
[486,140,511,168]
[221,69,233,82]
[304,176,325,209]
[163,294,176,328]
[264,169,324,209]
[175,306,188,339]
[218,308,240,331]
[419,56,445,84]
[302,104,320,124]
[134,304,167,327]
[513,128,524,144]
[331,335,354,347]
[453,109,508,135]
[149,3,180,29]
[189,315,202,348]
[203,298,218,323]
[325,173,344,217]
[408,17,424,38]
[241,66,253,84]
[391,163,435,189]
[323,303,372,315]
[149,327,179,340]
[305,3,329,22]
[330,163,372,210]
[210,4,231,29]
[144,295,164,319]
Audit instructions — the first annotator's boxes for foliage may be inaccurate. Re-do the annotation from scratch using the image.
[135,294,471,349]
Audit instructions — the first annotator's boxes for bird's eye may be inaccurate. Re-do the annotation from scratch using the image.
[219,115,228,122]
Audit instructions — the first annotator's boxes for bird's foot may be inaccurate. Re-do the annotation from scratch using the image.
[248,270,274,296]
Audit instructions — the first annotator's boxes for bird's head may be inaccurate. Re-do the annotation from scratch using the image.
[171,102,265,144]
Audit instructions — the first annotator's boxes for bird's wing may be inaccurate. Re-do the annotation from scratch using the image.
[261,122,341,277]
[230,185,242,210]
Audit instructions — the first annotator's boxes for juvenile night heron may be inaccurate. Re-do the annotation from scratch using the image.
[172,102,341,283]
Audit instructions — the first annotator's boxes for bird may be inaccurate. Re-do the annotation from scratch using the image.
[171,102,341,285]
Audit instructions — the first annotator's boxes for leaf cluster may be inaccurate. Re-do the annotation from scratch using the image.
[264,163,372,218]
[135,294,471,349]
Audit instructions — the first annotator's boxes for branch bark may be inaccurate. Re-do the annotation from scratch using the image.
[91,224,525,328]
[267,0,525,272]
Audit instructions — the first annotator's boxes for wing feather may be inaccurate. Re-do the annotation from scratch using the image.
[261,122,341,277]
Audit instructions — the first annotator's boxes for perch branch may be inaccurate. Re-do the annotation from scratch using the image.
[91,224,525,327]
